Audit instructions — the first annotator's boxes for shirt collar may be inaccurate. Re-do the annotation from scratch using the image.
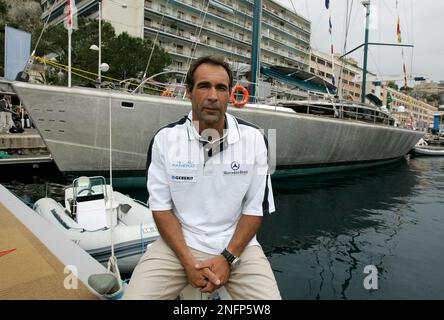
[186,111,240,145]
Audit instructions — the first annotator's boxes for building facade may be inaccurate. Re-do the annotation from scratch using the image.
[41,0,312,99]
[309,49,377,102]
[384,86,437,131]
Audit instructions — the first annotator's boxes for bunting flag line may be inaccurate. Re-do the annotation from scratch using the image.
[326,0,335,89]
[396,16,402,44]
[64,0,78,33]
[403,62,408,88]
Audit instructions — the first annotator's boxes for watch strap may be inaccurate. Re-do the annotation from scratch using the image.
[221,248,237,264]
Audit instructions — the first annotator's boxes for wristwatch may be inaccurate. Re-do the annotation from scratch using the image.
[221,248,241,269]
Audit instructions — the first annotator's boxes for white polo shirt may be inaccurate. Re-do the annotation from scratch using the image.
[146,111,275,255]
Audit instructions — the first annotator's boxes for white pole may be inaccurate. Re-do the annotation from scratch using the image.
[98,0,102,83]
[68,25,72,87]
[20,103,24,129]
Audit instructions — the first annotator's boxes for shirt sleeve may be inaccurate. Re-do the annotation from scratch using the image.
[241,131,276,216]
[147,134,173,211]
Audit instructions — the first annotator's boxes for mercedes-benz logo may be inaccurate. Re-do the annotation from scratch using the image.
[231,161,240,171]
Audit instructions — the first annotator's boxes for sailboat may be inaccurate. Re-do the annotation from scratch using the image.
[11,0,423,186]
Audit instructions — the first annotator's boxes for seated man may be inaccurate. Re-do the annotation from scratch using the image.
[124,56,281,300]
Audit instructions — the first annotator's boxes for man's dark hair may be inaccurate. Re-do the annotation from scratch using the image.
[185,56,233,92]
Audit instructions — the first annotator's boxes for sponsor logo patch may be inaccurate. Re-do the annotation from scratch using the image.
[170,161,196,169]
[224,161,248,175]
[170,175,197,183]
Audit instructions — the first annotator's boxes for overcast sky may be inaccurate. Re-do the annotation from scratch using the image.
[276,0,444,83]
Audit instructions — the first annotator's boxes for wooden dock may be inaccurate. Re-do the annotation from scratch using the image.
[0,184,105,299]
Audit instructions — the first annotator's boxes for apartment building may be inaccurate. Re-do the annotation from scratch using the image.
[41,0,312,99]
[384,87,437,131]
[309,49,377,101]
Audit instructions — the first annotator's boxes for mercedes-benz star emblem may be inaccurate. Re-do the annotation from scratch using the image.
[231,161,240,171]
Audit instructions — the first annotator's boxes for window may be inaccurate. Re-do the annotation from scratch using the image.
[317,59,325,66]
[311,56,316,62]
[216,40,224,48]
[176,44,183,54]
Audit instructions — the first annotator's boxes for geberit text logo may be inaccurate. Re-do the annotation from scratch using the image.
[171,175,194,181]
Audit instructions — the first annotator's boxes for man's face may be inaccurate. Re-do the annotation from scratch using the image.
[187,63,230,128]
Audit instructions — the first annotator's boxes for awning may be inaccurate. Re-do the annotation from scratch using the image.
[260,66,337,94]
[365,93,383,106]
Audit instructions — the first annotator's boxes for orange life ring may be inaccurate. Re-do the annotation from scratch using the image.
[161,90,174,97]
[230,85,249,108]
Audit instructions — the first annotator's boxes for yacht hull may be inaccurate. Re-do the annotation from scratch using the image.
[13,82,424,179]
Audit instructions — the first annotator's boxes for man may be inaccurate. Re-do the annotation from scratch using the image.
[0,96,14,134]
[124,56,281,300]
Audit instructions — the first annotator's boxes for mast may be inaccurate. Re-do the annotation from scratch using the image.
[98,0,102,83]
[249,0,262,103]
[361,0,371,103]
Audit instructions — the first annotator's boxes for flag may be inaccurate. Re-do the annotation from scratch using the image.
[403,63,408,87]
[329,17,332,34]
[396,16,402,43]
[325,0,330,9]
[331,74,336,86]
[386,92,392,109]
[330,44,334,54]
[64,0,78,33]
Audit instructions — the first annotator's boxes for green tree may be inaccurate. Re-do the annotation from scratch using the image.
[387,81,399,91]
[103,32,171,83]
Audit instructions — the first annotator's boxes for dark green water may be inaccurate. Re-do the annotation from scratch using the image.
[2,156,444,299]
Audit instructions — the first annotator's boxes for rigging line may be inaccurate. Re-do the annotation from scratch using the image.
[179,0,212,94]
[337,0,349,99]
[226,3,238,75]
[401,0,412,44]
[409,0,414,77]
[381,0,411,42]
[32,0,59,55]
[368,46,382,78]
[139,0,171,84]
[395,0,409,86]
[296,0,337,101]
[287,0,333,100]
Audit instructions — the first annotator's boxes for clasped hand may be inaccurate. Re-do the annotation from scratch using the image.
[186,255,230,294]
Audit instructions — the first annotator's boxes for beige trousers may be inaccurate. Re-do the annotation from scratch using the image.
[123,238,281,300]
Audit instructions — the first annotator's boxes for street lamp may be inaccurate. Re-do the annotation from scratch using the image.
[88,1,103,83]
[90,45,109,84]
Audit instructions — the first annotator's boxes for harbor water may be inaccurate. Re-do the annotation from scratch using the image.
[1,156,444,299]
